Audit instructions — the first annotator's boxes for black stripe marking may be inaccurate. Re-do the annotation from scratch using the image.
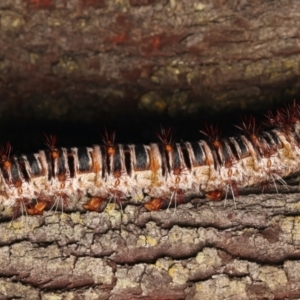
[26,153,42,176]
[123,144,132,176]
[20,167,30,183]
[77,147,91,172]
[268,130,281,146]
[227,138,239,161]
[58,149,66,175]
[180,143,191,170]
[99,146,106,178]
[134,144,148,170]
[113,145,121,173]
[260,132,271,145]
[67,149,75,178]
[105,147,112,175]
[18,157,30,182]
[191,142,205,166]
[234,136,249,158]
[221,140,233,164]
[45,151,53,180]
[172,144,181,171]
[11,160,20,183]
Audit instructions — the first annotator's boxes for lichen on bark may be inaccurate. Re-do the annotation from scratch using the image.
[1,192,300,299]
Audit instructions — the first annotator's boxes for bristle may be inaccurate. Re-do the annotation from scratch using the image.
[1,101,300,219]
[200,123,222,144]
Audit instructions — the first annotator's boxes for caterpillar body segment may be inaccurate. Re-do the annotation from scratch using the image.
[1,115,300,216]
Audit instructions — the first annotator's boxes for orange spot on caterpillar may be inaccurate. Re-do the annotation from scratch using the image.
[205,190,223,201]
[101,129,116,156]
[157,125,173,153]
[83,197,104,211]
[27,200,48,215]
[144,198,165,211]
[44,133,59,159]
[235,115,264,152]
[200,123,222,150]
[0,141,12,172]
[107,146,115,156]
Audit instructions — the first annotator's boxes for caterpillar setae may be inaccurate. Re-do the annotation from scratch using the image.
[1,101,300,218]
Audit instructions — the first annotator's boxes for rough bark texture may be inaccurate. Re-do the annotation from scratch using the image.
[1,191,300,299]
[1,1,300,299]
[0,0,300,126]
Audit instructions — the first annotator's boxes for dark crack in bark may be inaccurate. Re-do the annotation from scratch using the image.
[1,192,300,299]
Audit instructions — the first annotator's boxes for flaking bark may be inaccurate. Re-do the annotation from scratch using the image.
[1,191,300,299]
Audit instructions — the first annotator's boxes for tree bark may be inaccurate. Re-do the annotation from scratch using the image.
[1,190,300,299]
[2,1,300,299]
[0,0,300,125]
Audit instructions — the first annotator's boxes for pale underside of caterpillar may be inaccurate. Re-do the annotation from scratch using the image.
[1,102,300,217]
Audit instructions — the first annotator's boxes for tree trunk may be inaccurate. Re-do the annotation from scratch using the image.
[1,1,300,299]
[1,190,300,299]
[0,0,300,126]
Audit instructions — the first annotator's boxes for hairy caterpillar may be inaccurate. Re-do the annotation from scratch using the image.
[1,101,300,218]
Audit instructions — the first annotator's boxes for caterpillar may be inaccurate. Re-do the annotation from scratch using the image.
[1,101,300,218]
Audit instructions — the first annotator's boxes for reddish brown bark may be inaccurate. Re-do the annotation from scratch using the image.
[0,0,300,126]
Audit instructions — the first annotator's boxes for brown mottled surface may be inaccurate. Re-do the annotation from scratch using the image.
[1,192,300,299]
[0,0,300,127]
[1,1,300,299]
